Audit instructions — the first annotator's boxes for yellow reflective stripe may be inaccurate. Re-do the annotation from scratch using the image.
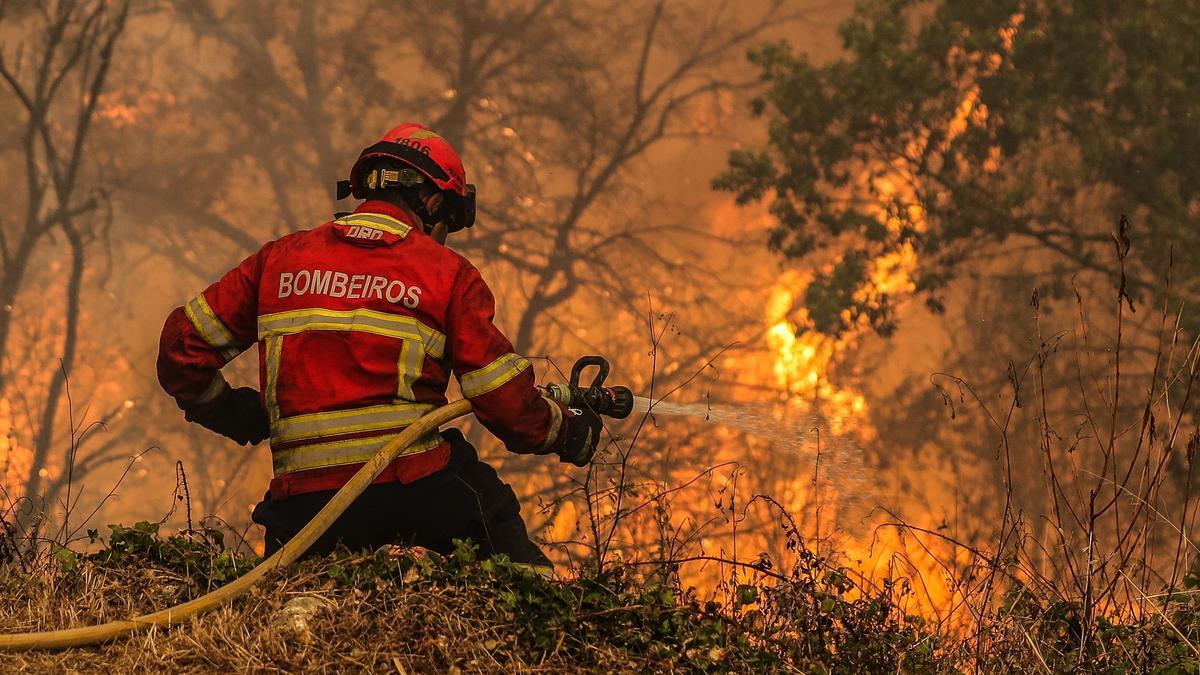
[396,340,424,401]
[335,212,411,237]
[417,324,446,359]
[263,335,283,424]
[272,431,444,474]
[258,308,421,341]
[184,294,240,361]
[271,402,434,444]
[257,308,446,358]
[534,396,564,453]
[190,372,228,407]
[459,352,531,398]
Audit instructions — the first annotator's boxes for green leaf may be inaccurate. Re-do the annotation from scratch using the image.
[52,543,78,573]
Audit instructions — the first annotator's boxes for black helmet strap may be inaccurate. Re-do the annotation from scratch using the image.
[404,184,476,233]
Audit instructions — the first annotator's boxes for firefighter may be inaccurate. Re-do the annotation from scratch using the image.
[156,123,601,568]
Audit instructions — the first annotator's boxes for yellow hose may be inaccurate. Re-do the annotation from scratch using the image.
[0,399,474,651]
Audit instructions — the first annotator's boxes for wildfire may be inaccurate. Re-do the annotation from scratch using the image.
[96,91,175,127]
[765,319,866,421]
[755,130,951,616]
[760,260,973,623]
[0,399,30,498]
[763,270,868,430]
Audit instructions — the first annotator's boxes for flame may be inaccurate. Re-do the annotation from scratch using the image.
[764,319,867,421]
[96,91,175,127]
[1,397,30,500]
[549,500,578,543]
[763,268,871,431]
[842,526,978,631]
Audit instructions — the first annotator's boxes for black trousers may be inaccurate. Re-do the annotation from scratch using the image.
[251,429,551,566]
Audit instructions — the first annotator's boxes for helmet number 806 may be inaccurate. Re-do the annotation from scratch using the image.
[397,138,432,156]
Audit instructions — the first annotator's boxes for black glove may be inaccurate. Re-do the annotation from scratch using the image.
[556,403,603,467]
[184,387,270,446]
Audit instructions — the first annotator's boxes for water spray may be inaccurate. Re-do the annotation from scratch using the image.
[628,394,870,511]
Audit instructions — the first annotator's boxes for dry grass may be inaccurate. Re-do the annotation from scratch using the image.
[0,541,791,673]
[2,567,617,672]
[2,568,604,672]
[3,490,1200,674]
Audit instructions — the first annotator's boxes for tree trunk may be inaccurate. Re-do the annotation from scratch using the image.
[0,231,40,392]
[22,223,86,514]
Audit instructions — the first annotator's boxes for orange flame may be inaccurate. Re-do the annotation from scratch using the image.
[0,399,31,496]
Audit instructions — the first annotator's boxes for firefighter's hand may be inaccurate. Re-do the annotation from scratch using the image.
[185,387,270,446]
[556,405,602,467]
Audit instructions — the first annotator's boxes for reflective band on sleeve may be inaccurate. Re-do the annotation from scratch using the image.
[336,212,411,237]
[272,431,444,475]
[183,294,241,361]
[188,372,229,407]
[257,308,445,358]
[459,352,531,398]
[534,395,564,453]
[270,402,434,444]
[417,324,445,359]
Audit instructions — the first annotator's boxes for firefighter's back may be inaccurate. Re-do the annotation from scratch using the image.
[254,206,464,480]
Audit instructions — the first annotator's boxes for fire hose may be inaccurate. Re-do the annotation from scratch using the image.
[0,355,634,651]
[0,399,473,651]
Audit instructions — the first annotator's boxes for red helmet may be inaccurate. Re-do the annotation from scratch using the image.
[339,123,476,230]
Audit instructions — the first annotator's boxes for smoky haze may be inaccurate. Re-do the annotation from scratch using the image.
[3,0,1191,622]
[0,0,847,545]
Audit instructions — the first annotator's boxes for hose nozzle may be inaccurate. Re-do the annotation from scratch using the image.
[545,356,634,420]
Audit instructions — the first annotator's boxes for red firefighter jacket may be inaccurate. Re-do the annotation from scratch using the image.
[157,200,565,499]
